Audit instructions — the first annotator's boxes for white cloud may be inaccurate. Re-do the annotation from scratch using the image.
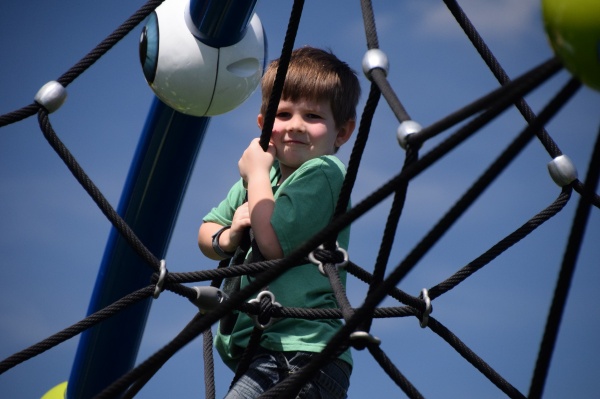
[407,0,541,42]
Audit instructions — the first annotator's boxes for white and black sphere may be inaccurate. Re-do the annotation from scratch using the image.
[139,0,266,116]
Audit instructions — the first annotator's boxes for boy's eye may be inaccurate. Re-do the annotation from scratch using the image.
[276,112,291,118]
[306,113,322,119]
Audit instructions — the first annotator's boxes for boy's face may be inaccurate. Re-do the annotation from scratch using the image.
[257,98,353,176]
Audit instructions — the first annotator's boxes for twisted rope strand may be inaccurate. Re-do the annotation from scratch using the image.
[529,123,600,399]
[57,0,165,87]
[427,317,527,399]
[37,109,161,271]
[368,343,425,399]
[258,0,305,150]
[0,286,154,374]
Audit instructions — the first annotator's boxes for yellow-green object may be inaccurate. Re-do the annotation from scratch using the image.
[542,0,600,91]
[41,382,67,399]
[542,0,600,90]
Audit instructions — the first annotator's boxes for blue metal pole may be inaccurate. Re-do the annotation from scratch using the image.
[66,1,258,397]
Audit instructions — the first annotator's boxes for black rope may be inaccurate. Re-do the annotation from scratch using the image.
[258,340,351,399]
[0,286,154,375]
[258,0,304,151]
[573,180,600,208]
[368,343,425,399]
[175,257,308,286]
[361,0,411,123]
[360,147,418,334]
[94,312,209,399]
[443,0,600,218]
[395,77,583,291]
[528,123,600,399]
[408,56,562,147]
[370,68,412,123]
[323,263,355,323]
[57,0,165,87]
[381,77,582,288]
[230,326,264,389]
[249,303,414,321]
[429,187,571,300]
[427,316,527,399]
[346,261,422,310]
[203,328,217,399]
[329,82,381,249]
[360,0,379,50]
[0,0,163,129]
[38,109,161,272]
[0,103,40,128]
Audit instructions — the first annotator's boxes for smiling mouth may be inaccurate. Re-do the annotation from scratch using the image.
[284,140,306,145]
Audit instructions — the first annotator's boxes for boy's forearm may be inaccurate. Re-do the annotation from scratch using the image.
[247,174,283,259]
[198,222,235,260]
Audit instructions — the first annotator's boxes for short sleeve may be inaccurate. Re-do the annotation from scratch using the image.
[271,157,346,256]
[203,179,247,226]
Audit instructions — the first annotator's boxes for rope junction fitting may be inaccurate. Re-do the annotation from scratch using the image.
[34,81,67,113]
[308,243,349,276]
[362,49,389,80]
[397,120,423,150]
[419,288,432,328]
[248,291,282,330]
[153,259,167,299]
[548,154,578,187]
[191,286,227,313]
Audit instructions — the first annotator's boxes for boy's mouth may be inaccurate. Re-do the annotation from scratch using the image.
[283,140,306,145]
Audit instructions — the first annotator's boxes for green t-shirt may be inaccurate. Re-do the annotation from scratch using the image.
[203,155,352,370]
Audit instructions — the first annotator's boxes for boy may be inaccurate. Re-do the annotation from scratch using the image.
[198,46,361,399]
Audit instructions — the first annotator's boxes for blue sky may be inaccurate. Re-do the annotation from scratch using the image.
[1,0,599,398]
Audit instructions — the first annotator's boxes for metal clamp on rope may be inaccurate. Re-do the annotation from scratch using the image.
[34,81,67,113]
[191,286,227,313]
[362,49,389,80]
[153,259,167,299]
[350,331,381,350]
[248,291,281,330]
[418,288,432,328]
[308,243,349,276]
[397,120,423,150]
[547,155,578,187]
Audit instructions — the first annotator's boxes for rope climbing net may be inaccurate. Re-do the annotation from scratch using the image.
[1,0,599,398]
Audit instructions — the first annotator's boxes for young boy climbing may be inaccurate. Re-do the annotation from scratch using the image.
[198,46,361,399]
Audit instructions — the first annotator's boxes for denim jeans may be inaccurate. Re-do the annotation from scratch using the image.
[224,348,351,399]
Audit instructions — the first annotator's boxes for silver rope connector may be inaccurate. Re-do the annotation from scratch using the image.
[362,49,389,80]
[153,259,167,299]
[397,120,423,150]
[34,81,67,113]
[419,288,432,328]
[547,155,578,187]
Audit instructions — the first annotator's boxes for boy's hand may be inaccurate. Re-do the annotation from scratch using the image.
[238,138,276,184]
[228,202,251,249]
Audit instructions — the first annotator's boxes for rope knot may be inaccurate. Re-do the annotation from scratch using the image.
[248,291,281,330]
[308,243,349,275]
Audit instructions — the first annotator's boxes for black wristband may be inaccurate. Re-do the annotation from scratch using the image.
[212,225,235,258]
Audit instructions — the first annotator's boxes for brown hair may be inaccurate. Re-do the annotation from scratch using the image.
[260,47,361,129]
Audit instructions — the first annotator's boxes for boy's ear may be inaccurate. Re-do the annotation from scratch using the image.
[335,119,356,147]
[257,114,264,129]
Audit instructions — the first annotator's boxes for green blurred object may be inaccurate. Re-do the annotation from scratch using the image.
[542,0,600,91]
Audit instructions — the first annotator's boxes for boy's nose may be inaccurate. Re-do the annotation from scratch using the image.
[287,114,305,132]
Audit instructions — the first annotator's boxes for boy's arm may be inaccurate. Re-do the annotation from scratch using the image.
[198,203,251,260]
[198,222,229,260]
[239,139,284,260]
